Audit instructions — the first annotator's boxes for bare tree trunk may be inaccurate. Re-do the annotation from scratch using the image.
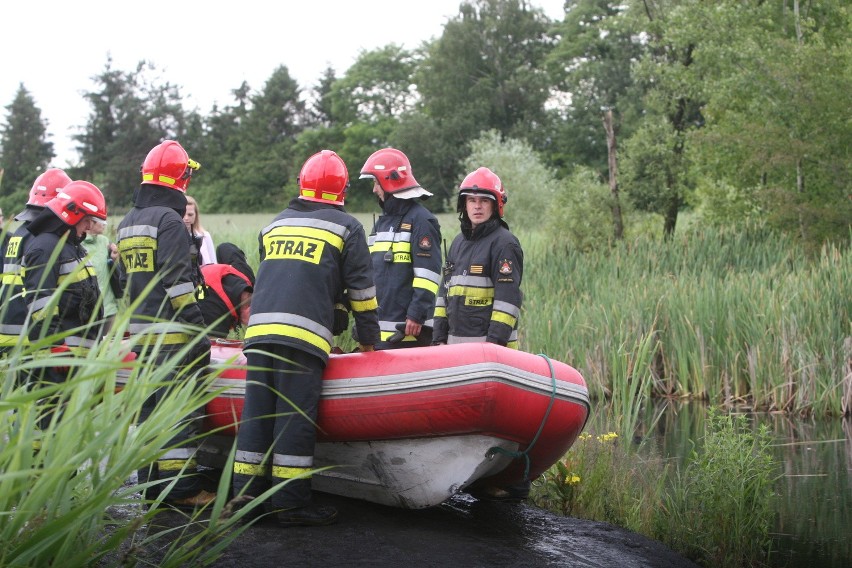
[797,158,807,241]
[602,109,624,241]
[794,0,808,242]
[663,191,679,236]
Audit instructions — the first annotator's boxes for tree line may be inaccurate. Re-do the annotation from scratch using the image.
[1,0,849,248]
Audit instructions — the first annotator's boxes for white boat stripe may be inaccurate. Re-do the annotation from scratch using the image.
[198,361,591,406]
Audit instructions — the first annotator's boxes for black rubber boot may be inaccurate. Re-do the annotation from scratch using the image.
[275,505,339,527]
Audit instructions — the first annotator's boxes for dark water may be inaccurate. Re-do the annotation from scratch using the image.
[625,404,852,568]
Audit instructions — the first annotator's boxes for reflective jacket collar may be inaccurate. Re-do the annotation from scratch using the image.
[462,215,503,241]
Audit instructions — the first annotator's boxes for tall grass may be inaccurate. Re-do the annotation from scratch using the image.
[520,222,851,417]
[531,430,670,533]
[0,275,256,566]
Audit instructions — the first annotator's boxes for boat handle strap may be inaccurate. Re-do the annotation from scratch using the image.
[488,353,557,482]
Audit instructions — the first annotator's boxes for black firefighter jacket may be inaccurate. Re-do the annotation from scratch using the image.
[244,198,380,364]
[368,195,442,344]
[1,222,36,348]
[22,213,102,349]
[117,186,206,352]
[433,217,524,348]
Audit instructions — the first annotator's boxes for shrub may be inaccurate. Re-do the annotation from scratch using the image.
[658,410,778,567]
[530,431,668,534]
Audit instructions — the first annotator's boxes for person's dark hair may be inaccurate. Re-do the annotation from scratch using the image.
[216,242,255,285]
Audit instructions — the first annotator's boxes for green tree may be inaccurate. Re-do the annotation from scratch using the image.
[330,45,418,126]
[330,45,420,211]
[412,0,555,203]
[542,0,646,175]
[74,57,191,210]
[222,66,306,212]
[190,83,252,212]
[620,0,704,237]
[292,69,347,196]
[544,0,645,173]
[461,129,560,230]
[684,0,852,245]
[303,66,340,129]
[0,84,54,214]
[548,165,618,251]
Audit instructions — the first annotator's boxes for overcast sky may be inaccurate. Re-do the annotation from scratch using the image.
[1,0,565,165]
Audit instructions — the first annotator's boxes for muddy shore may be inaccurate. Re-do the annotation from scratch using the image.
[163,491,700,568]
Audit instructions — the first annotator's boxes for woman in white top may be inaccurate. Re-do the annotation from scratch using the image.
[184,195,216,265]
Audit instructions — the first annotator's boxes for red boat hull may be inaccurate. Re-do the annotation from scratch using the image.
[205,340,590,488]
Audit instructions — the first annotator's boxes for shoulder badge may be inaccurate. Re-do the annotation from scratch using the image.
[470,265,484,274]
[418,235,432,250]
[499,259,513,275]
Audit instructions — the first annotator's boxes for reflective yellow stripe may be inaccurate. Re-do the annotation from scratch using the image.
[350,297,378,312]
[507,340,519,350]
[434,306,446,318]
[0,334,27,347]
[265,226,344,251]
[31,306,60,322]
[380,331,417,342]
[370,241,411,253]
[158,459,197,472]
[272,465,312,479]
[412,277,439,294]
[137,332,192,346]
[234,462,268,476]
[369,242,391,253]
[244,323,331,353]
[143,173,178,186]
[170,292,198,310]
[300,189,341,203]
[57,265,96,285]
[491,311,517,328]
[1,274,22,285]
[448,285,494,299]
[119,235,159,250]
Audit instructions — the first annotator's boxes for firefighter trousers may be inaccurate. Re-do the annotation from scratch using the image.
[232,344,323,510]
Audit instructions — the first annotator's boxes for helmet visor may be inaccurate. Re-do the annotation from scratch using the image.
[460,189,496,201]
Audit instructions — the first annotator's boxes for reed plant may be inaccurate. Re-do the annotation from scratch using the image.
[0,274,260,567]
[519,222,851,417]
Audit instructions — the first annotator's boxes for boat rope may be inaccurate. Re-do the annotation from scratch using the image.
[488,353,557,481]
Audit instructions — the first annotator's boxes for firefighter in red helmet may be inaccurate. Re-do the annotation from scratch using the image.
[116,140,214,508]
[1,168,73,353]
[433,166,523,348]
[21,180,107,427]
[233,150,379,526]
[433,166,526,501]
[359,148,442,349]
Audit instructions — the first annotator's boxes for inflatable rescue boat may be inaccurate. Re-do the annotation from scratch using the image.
[126,339,591,509]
